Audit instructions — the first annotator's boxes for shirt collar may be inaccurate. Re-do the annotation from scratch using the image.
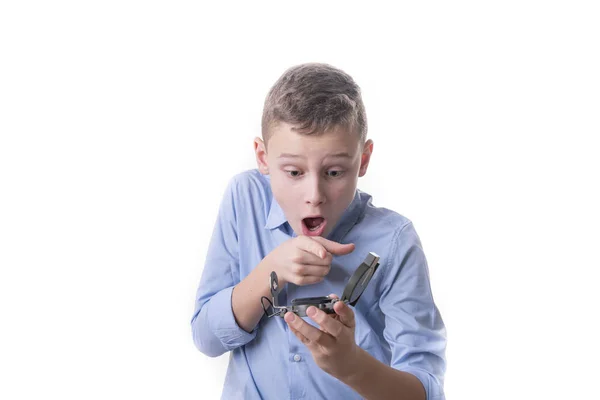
[263,173,287,230]
[264,195,288,230]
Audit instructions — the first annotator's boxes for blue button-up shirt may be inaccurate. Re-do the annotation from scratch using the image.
[192,169,447,400]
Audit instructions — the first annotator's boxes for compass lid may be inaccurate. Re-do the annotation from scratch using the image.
[341,252,380,306]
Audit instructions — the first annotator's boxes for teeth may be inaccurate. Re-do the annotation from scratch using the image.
[308,222,322,231]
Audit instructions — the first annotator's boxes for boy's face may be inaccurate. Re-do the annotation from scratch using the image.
[254,122,373,239]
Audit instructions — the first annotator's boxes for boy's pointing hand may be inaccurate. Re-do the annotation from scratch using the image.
[284,294,359,380]
[265,236,354,287]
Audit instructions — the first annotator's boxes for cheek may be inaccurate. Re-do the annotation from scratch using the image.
[327,186,346,201]
[330,178,356,200]
[271,178,299,207]
[326,182,357,217]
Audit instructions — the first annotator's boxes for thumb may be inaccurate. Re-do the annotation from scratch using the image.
[333,300,355,328]
[311,237,355,256]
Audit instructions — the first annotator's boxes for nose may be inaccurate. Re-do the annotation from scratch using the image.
[305,175,326,206]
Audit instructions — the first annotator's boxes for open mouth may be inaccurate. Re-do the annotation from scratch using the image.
[302,216,326,236]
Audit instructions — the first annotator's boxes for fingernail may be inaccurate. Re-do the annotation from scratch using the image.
[320,251,326,259]
[307,307,317,317]
[286,313,295,322]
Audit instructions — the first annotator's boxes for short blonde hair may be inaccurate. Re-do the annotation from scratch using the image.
[261,63,367,145]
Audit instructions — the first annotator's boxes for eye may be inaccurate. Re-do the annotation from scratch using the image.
[327,170,345,178]
[286,170,302,178]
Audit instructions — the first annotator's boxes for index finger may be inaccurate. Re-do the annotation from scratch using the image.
[306,306,345,338]
[309,236,355,256]
[285,311,331,345]
[296,235,327,259]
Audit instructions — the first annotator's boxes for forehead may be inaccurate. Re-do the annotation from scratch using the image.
[267,123,361,159]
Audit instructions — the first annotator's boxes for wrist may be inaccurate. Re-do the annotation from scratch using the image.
[259,255,287,288]
[338,345,369,385]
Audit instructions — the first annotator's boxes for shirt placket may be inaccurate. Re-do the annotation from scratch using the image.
[288,327,307,400]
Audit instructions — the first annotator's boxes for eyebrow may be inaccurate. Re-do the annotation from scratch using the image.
[277,152,352,159]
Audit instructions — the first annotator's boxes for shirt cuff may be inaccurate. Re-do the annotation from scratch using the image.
[207,286,258,350]
[398,367,445,400]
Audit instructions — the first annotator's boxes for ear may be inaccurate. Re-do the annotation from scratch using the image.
[358,139,373,177]
[254,137,269,175]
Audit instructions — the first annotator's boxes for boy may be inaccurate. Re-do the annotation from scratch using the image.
[191,63,446,399]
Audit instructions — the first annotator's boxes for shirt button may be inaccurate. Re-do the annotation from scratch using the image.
[293,354,301,362]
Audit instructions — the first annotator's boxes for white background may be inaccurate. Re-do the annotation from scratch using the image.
[1,1,599,399]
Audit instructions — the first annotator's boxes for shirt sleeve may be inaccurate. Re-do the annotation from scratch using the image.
[378,222,447,400]
[191,176,257,357]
